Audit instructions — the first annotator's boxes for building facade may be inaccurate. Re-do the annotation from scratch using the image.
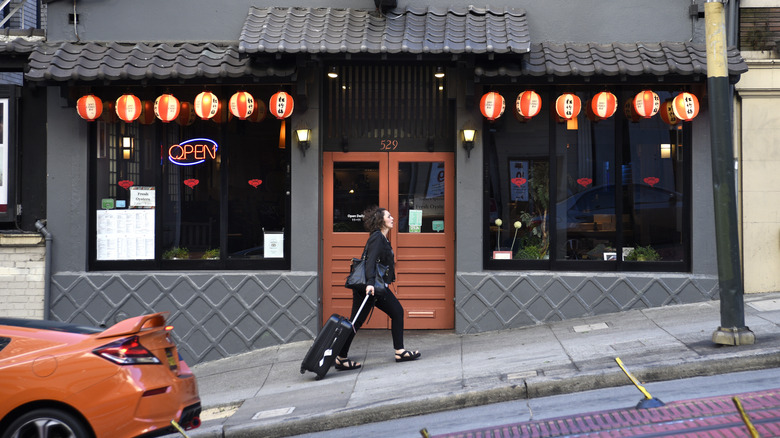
[1,0,748,364]
[735,0,780,295]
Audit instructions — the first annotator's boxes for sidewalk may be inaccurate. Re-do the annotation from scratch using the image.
[177,292,780,438]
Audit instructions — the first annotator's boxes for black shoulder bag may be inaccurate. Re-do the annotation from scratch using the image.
[345,246,388,293]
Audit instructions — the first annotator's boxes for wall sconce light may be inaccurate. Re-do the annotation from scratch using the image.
[121,136,134,160]
[296,127,312,156]
[461,129,476,158]
[434,67,445,79]
[327,67,338,79]
[660,143,672,159]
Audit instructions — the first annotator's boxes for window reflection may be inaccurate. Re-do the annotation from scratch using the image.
[485,87,688,270]
[555,94,617,261]
[397,162,445,233]
[333,163,379,232]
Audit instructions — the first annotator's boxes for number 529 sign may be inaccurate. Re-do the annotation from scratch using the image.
[380,139,399,151]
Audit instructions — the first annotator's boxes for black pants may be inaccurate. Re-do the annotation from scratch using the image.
[338,287,405,358]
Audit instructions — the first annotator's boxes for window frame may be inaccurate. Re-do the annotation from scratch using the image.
[87,85,292,272]
[482,86,691,272]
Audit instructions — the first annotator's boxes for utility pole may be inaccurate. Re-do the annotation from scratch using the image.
[705,0,755,345]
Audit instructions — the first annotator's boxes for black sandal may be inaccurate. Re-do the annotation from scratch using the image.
[334,357,361,371]
[395,350,421,362]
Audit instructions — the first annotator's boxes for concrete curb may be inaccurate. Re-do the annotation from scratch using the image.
[217,351,780,437]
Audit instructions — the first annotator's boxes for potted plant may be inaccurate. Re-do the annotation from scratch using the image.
[202,248,220,260]
[163,247,189,260]
[625,245,661,261]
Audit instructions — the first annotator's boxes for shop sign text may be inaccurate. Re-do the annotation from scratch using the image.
[169,138,218,166]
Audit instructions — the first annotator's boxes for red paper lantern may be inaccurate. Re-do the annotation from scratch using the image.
[176,102,196,126]
[115,94,142,122]
[270,91,294,119]
[211,100,231,124]
[479,92,505,121]
[659,99,679,126]
[116,94,142,122]
[248,99,267,123]
[102,101,118,123]
[194,91,219,120]
[76,95,103,121]
[624,100,641,123]
[584,99,599,122]
[591,91,617,119]
[633,90,660,118]
[155,94,180,123]
[515,91,541,120]
[555,93,581,120]
[138,100,156,125]
[229,91,255,120]
[672,92,699,121]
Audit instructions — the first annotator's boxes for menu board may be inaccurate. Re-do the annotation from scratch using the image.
[96,209,155,260]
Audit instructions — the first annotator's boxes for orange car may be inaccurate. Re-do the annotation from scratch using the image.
[0,312,201,438]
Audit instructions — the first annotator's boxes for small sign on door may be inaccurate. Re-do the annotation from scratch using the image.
[409,209,422,233]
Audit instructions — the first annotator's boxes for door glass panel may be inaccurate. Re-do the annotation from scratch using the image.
[333,162,379,232]
[397,162,445,233]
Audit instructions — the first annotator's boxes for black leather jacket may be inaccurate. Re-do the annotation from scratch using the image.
[364,230,395,287]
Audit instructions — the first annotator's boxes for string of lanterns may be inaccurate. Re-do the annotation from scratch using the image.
[483,90,700,125]
[76,90,294,125]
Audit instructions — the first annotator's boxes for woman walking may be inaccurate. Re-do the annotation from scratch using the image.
[335,206,421,371]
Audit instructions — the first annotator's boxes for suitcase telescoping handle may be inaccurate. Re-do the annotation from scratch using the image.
[350,294,371,329]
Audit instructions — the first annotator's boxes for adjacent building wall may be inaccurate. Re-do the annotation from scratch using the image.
[735,57,780,293]
[0,235,45,319]
[735,1,780,294]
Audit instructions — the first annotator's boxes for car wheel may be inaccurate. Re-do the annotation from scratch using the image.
[2,408,91,438]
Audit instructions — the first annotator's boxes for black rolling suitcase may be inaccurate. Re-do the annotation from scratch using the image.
[300,295,369,380]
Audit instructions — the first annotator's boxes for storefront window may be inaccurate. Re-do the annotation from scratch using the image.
[485,88,689,271]
[91,85,291,270]
[554,92,617,262]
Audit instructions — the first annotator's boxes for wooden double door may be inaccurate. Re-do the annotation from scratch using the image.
[322,152,455,329]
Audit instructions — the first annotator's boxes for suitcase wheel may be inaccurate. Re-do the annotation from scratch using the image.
[315,375,324,381]
[300,367,305,374]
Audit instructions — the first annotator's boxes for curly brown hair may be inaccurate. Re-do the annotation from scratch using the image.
[362,206,387,233]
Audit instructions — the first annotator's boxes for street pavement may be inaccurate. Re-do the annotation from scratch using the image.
[171,292,780,438]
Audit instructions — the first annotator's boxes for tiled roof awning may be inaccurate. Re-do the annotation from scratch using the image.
[476,42,748,79]
[0,33,43,55]
[239,5,531,55]
[25,41,295,82]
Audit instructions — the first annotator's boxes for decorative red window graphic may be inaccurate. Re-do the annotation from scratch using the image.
[511,177,527,187]
[577,178,593,188]
[183,179,200,189]
[643,177,660,187]
[248,179,263,188]
[118,180,134,190]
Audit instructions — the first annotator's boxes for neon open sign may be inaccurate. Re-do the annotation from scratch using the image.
[168,138,218,166]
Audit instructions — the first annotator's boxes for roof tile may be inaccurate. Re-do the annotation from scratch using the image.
[485,41,747,80]
[25,41,295,82]
[239,5,530,55]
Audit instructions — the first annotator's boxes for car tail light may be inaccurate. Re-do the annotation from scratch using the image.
[93,336,162,365]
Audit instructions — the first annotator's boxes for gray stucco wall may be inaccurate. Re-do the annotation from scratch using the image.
[44,0,700,44]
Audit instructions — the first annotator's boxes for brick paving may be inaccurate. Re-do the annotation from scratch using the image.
[433,388,780,438]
